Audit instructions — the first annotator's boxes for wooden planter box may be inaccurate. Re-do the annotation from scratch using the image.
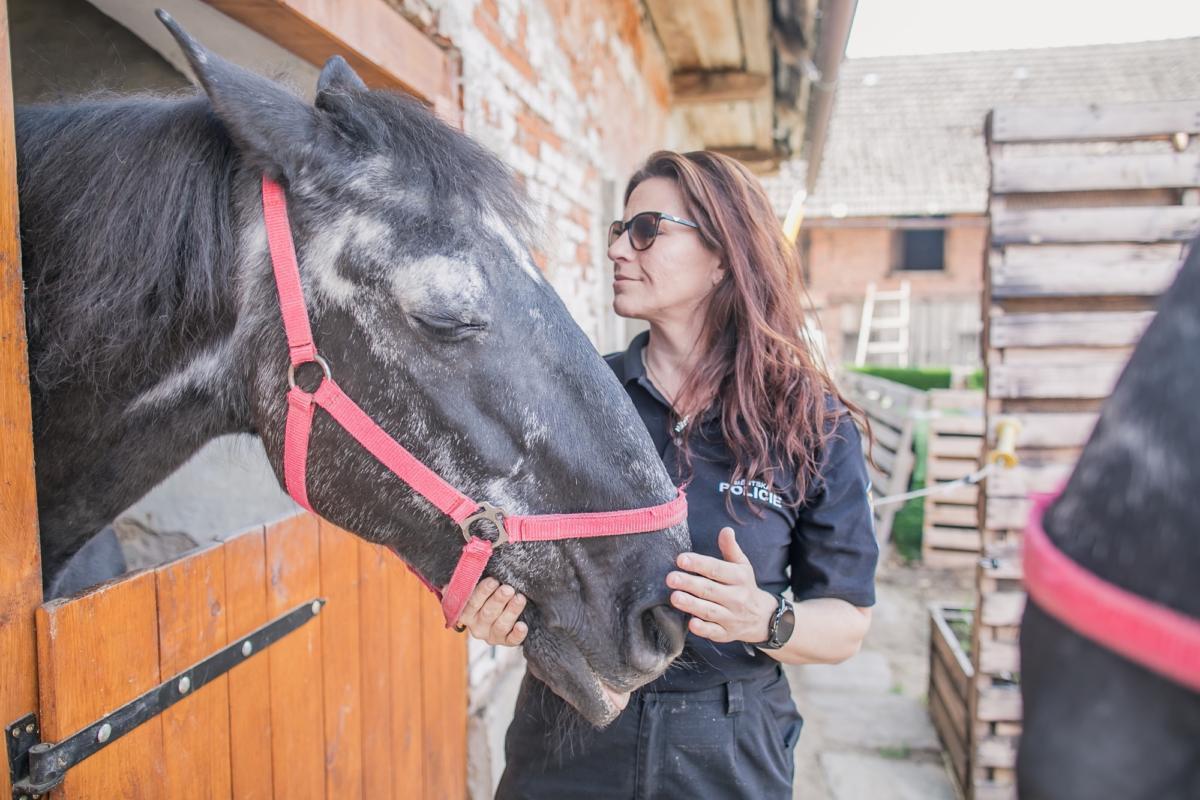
[929,604,974,795]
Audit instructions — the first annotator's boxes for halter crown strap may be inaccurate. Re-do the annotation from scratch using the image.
[261,176,688,628]
[1024,491,1200,694]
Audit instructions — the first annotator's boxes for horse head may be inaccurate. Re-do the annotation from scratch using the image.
[160,13,688,726]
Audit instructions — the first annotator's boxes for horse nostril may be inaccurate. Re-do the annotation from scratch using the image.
[629,602,686,672]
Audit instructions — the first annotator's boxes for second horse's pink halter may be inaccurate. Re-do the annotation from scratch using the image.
[262,176,688,627]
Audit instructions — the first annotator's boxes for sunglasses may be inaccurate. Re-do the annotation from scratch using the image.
[608,211,700,251]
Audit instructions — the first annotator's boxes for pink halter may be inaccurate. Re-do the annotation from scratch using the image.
[1024,490,1200,693]
[262,176,688,627]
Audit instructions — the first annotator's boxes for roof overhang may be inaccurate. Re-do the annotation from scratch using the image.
[644,0,857,177]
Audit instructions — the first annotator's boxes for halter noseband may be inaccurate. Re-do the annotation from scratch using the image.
[261,176,688,627]
[1024,490,1200,693]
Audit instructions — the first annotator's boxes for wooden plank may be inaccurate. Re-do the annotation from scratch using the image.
[978,637,1020,676]
[930,415,986,435]
[976,734,1018,769]
[930,482,979,504]
[389,559,427,798]
[976,684,1023,722]
[925,525,981,550]
[986,497,1033,530]
[929,688,970,794]
[418,584,468,799]
[671,70,770,103]
[36,572,166,798]
[928,389,984,412]
[156,545,232,800]
[986,461,1075,497]
[989,359,1125,399]
[734,0,772,75]
[990,310,1154,348]
[359,542,394,800]
[930,655,969,738]
[265,514,325,800]
[202,0,456,115]
[989,412,1097,449]
[929,458,980,482]
[980,592,1026,628]
[923,549,982,569]
[992,152,1200,193]
[223,526,275,800]
[991,101,1200,142]
[991,206,1200,245]
[319,522,365,799]
[929,436,983,460]
[871,422,902,452]
[0,6,42,797]
[989,242,1183,298]
[929,606,974,689]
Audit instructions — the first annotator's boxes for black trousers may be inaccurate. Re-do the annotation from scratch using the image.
[496,667,803,800]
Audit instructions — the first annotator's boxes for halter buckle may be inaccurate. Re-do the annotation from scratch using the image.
[287,354,332,391]
[459,502,509,547]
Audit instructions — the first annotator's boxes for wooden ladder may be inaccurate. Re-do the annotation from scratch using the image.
[854,281,911,367]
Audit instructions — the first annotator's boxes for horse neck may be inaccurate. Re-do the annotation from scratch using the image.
[17,95,263,568]
[1045,241,1200,620]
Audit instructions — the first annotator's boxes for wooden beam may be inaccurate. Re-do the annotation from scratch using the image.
[0,6,44,797]
[201,0,458,119]
[989,310,1155,349]
[992,101,1200,143]
[988,359,1125,400]
[992,152,1200,194]
[990,242,1184,298]
[671,70,770,104]
[991,206,1200,245]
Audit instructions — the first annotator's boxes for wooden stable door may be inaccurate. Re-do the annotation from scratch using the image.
[27,518,467,799]
[0,4,467,796]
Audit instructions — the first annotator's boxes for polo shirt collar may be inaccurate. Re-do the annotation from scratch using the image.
[618,330,720,426]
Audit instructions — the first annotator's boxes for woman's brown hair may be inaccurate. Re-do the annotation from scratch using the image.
[625,150,867,506]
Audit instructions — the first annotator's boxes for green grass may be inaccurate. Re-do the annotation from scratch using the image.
[877,746,912,760]
[847,365,984,392]
[889,417,928,563]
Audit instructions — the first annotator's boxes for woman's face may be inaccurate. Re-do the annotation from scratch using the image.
[608,176,722,323]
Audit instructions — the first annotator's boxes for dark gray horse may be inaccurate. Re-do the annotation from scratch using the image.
[1018,237,1200,798]
[15,12,686,727]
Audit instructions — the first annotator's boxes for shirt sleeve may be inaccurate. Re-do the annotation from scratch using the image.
[790,413,879,606]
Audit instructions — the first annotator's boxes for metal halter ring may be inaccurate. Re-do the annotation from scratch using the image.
[459,502,509,547]
[287,354,332,391]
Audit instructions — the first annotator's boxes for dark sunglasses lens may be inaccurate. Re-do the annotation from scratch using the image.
[608,221,623,247]
[630,214,659,250]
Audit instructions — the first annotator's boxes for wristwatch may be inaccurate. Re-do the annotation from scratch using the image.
[754,594,796,650]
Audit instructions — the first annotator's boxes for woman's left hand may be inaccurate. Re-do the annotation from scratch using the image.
[666,527,779,644]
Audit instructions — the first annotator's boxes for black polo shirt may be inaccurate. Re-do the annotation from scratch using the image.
[608,332,878,691]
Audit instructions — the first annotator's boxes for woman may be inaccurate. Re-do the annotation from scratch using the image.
[461,150,878,799]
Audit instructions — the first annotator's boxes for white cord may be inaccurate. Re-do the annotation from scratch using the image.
[872,462,996,508]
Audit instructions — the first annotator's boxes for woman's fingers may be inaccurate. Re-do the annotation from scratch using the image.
[458,578,501,627]
[474,583,515,627]
[505,621,528,646]
[489,592,527,640]
[669,589,728,624]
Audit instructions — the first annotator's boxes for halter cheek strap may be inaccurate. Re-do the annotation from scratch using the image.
[262,176,688,627]
[1024,491,1200,693]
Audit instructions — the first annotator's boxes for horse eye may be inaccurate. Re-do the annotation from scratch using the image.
[411,312,486,342]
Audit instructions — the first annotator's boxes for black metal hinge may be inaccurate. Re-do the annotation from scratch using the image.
[6,598,325,800]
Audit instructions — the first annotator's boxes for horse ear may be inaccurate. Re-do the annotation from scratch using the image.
[316,56,367,98]
[156,10,314,177]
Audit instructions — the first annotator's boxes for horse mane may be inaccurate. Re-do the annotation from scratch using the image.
[17,93,240,394]
[16,86,533,397]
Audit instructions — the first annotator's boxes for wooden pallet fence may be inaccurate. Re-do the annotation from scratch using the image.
[928,604,975,795]
[922,389,985,568]
[972,98,1200,800]
[838,371,927,547]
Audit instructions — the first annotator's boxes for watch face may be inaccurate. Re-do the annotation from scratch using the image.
[775,605,796,645]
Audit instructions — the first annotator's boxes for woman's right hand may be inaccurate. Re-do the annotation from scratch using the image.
[456,577,528,646]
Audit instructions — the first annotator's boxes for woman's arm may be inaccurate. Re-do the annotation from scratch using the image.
[666,527,872,666]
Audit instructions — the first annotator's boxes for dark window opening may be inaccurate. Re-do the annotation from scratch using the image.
[898,228,945,271]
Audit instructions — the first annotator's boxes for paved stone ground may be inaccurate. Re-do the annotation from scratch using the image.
[787,557,974,800]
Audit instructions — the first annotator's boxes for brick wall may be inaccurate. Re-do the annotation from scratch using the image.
[802,215,987,366]
[393,0,679,352]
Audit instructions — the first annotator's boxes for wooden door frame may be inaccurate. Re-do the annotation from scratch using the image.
[0,2,45,797]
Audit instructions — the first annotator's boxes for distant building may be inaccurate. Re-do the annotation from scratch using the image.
[762,37,1200,367]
